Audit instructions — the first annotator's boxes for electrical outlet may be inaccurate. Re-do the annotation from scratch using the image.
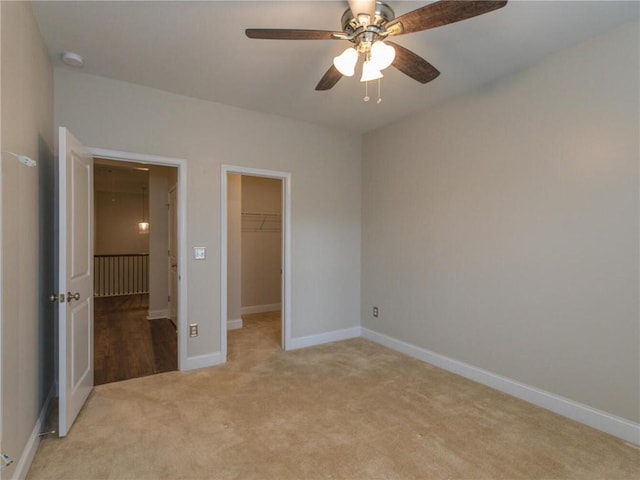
[373,306,379,318]
[189,323,199,337]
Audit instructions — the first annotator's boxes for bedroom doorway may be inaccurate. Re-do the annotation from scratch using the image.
[221,165,291,362]
[93,158,179,384]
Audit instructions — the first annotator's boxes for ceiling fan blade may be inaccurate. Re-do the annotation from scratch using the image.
[315,65,343,91]
[348,0,376,24]
[385,1,508,36]
[387,41,440,84]
[245,29,339,40]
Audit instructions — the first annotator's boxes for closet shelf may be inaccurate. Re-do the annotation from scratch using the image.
[241,212,281,232]
[242,212,280,217]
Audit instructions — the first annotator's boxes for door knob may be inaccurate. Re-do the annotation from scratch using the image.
[67,292,80,302]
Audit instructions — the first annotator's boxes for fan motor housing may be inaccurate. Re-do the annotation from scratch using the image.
[341,2,395,34]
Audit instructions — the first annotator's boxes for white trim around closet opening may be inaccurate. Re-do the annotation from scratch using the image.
[220,165,292,362]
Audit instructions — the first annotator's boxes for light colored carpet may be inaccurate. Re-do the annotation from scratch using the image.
[28,313,639,479]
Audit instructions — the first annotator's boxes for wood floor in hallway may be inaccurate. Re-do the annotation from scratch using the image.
[94,294,177,385]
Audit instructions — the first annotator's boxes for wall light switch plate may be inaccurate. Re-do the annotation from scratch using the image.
[193,247,206,260]
[189,323,198,337]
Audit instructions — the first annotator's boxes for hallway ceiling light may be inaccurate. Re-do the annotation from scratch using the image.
[139,185,149,234]
[138,222,149,234]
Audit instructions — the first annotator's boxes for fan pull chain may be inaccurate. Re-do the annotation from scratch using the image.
[363,80,383,103]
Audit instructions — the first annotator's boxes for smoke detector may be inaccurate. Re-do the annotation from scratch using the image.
[62,51,83,68]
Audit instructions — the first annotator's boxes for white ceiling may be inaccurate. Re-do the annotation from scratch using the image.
[32,1,639,134]
[94,160,149,193]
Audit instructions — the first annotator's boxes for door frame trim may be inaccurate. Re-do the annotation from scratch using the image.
[89,147,188,371]
[220,165,292,361]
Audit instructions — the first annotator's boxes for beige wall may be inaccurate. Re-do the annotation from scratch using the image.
[362,21,639,422]
[227,174,242,322]
[1,1,54,476]
[241,176,282,310]
[94,189,149,255]
[54,68,362,359]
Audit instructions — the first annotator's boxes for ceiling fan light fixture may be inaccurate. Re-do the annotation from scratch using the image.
[360,60,383,82]
[370,41,396,71]
[246,0,509,92]
[333,47,358,77]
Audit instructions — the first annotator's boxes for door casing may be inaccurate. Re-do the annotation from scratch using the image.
[220,165,292,360]
[89,148,188,370]
[168,186,178,326]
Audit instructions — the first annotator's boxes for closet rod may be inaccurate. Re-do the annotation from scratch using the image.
[241,211,280,216]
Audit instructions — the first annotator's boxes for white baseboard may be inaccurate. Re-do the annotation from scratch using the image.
[227,318,243,330]
[361,327,640,446]
[289,326,361,350]
[241,303,281,315]
[12,382,56,480]
[182,352,222,371]
[146,309,169,320]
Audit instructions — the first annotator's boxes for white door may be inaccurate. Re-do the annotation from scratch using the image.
[168,186,178,324]
[58,127,94,437]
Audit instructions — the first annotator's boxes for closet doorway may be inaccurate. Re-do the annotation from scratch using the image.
[93,159,179,384]
[221,166,291,363]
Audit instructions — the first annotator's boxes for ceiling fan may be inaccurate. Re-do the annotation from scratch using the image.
[246,0,508,93]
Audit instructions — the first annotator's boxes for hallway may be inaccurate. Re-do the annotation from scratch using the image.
[94,294,177,385]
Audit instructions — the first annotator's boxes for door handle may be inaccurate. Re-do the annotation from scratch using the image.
[67,292,80,302]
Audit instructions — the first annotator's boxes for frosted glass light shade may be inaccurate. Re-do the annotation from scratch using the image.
[138,222,150,234]
[370,41,396,70]
[360,60,383,82]
[333,47,358,76]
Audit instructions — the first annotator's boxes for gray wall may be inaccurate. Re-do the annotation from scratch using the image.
[1,1,54,477]
[54,68,362,359]
[361,21,639,422]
